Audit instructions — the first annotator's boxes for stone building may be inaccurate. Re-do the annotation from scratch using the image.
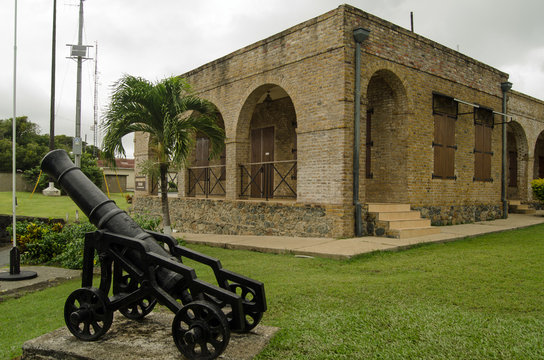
[133,4,544,238]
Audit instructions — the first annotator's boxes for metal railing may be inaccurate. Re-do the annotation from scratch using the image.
[239,160,297,200]
[187,165,226,198]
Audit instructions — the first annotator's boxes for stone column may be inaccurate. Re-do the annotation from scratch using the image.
[225,139,249,200]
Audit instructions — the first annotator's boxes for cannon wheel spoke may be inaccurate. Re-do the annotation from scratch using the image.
[64,287,113,341]
[114,274,157,320]
[227,283,263,332]
[172,300,230,360]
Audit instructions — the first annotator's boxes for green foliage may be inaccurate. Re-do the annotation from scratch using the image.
[531,178,544,202]
[101,75,226,227]
[8,220,65,264]
[9,214,163,269]
[0,117,98,173]
[132,214,162,232]
[52,222,97,269]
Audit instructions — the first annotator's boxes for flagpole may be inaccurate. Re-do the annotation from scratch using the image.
[1,0,37,281]
[12,0,17,251]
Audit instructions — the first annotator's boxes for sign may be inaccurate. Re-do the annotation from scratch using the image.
[135,176,146,191]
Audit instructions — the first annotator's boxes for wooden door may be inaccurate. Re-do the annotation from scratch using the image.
[251,127,274,197]
[195,137,209,194]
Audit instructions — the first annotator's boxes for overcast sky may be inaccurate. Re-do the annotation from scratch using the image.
[1,0,543,158]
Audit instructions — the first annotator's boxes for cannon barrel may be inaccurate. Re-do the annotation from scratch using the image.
[40,149,181,290]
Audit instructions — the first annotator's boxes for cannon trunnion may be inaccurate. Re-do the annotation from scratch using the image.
[41,150,267,360]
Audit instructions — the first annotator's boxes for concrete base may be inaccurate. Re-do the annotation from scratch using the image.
[22,311,278,360]
[42,183,61,197]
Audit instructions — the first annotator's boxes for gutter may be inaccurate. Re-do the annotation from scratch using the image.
[353,28,370,237]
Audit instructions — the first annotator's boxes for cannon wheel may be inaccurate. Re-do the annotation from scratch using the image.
[172,300,230,360]
[64,287,113,341]
[115,274,157,320]
[228,283,263,332]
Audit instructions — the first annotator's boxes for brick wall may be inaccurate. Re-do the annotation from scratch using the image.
[134,5,544,237]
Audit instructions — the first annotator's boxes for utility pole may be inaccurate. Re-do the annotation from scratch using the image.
[43,0,61,196]
[74,0,84,168]
[93,41,99,157]
[68,0,92,167]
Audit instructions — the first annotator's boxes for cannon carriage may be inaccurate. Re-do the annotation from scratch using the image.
[41,149,267,360]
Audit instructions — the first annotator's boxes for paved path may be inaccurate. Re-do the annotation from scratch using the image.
[2,212,544,295]
[0,244,10,268]
[176,212,544,260]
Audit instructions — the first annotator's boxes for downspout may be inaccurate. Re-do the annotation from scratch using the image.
[501,81,512,219]
[353,28,370,236]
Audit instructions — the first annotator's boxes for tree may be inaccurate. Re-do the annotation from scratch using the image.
[0,117,49,172]
[102,75,224,233]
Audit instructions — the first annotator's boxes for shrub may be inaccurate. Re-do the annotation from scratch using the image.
[8,220,65,264]
[10,214,164,269]
[52,222,97,269]
[531,178,544,202]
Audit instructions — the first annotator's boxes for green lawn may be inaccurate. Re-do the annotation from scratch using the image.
[1,225,543,359]
[0,192,132,222]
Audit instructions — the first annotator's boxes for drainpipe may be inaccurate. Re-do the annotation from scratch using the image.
[501,81,512,219]
[353,28,370,237]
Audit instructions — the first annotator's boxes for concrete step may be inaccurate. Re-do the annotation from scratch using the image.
[388,227,441,239]
[388,219,432,230]
[509,201,536,214]
[510,206,536,214]
[377,211,422,221]
[367,203,411,213]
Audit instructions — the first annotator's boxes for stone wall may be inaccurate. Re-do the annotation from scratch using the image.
[132,195,352,238]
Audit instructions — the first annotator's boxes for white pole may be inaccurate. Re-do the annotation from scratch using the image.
[12,0,18,249]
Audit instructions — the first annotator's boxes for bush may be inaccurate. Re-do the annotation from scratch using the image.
[52,222,97,269]
[531,178,544,202]
[10,214,164,269]
[8,220,65,264]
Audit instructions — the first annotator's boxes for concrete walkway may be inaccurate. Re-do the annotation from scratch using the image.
[2,212,544,296]
[176,212,544,260]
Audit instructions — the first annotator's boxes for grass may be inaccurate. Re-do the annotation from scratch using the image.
[1,224,544,359]
[0,191,132,222]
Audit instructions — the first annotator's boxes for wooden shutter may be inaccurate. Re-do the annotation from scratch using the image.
[433,113,456,179]
[474,109,493,182]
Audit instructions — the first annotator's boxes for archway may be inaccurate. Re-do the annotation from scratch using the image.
[237,84,297,199]
[507,121,528,200]
[364,69,409,203]
[533,131,544,180]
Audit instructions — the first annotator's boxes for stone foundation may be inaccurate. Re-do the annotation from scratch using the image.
[132,196,352,238]
[413,204,503,226]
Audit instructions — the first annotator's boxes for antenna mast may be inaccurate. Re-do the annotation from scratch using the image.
[93,41,98,156]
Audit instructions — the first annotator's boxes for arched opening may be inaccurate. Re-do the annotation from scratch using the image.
[533,131,544,180]
[237,84,297,200]
[186,112,226,198]
[364,69,409,203]
[507,121,528,200]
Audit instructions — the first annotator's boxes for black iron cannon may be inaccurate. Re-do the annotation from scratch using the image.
[41,149,266,360]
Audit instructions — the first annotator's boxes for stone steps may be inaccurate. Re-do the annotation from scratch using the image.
[367,203,440,239]
[508,200,536,214]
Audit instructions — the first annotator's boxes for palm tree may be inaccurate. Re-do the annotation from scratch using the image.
[102,75,224,234]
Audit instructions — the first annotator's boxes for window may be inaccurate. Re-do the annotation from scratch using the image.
[474,107,493,182]
[432,94,457,179]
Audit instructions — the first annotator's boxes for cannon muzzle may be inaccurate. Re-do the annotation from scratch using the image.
[40,149,181,290]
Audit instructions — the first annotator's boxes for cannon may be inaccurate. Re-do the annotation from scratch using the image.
[41,149,266,360]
